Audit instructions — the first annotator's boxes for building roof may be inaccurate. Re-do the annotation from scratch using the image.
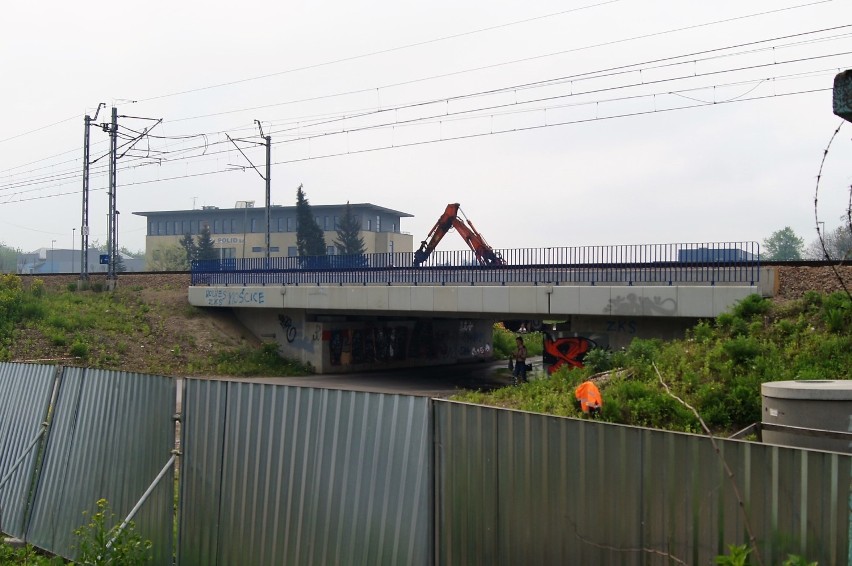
[133,202,414,218]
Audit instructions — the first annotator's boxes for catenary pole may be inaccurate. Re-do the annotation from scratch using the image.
[107,107,118,284]
[265,134,271,261]
[82,115,91,281]
[81,103,104,282]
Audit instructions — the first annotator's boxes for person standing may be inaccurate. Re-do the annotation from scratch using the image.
[512,336,528,385]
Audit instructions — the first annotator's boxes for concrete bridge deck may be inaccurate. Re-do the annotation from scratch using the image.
[187,244,769,373]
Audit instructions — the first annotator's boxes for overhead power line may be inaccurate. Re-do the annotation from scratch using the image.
[0,84,830,207]
[136,0,627,103]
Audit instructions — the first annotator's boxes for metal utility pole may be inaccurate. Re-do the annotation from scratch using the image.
[107,107,118,286]
[226,121,272,261]
[264,133,271,261]
[81,103,104,284]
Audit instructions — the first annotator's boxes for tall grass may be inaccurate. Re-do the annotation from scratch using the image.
[465,292,852,435]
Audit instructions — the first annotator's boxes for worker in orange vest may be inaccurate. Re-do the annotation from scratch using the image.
[574,381,603,416]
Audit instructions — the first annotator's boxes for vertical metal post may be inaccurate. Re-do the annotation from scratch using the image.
[265,135,271,261]
[82,115,91,281]
[107,107,118,283]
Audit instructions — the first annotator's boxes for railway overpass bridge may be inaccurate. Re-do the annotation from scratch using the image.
[188,242,771,374]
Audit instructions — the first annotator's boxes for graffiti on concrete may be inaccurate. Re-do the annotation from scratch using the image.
[278,315,297,343]
[608,294,676,316]
[543,334,597,374]
[328,326,411,366]
[605,320,637,334]
[459,319,490,358]
[326,319,473,367]
[205,288,266,306]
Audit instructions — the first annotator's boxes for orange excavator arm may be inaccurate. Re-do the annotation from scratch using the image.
[413,203,504,266]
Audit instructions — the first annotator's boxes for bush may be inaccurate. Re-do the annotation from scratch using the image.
[624,338,660,366]
[74,498,152,565]
[30,278,45,298]
[70,340,89,359]
[731,293,770,319]
[583,348,612,373]
[722,336,761,366]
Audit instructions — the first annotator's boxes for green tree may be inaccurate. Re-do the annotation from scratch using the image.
[763,227,804,260]
[333,202,366,255]
[179,232,198,264]
[148,244,188,271]
[295,184,326,256]
[196,224,218,261]
[806,224,852,260]
[119,246,144,259]
[0,243,20,274]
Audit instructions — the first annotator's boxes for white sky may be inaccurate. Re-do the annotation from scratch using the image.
[1,0,851,254]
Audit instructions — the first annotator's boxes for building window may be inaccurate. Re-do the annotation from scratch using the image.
[158,221,165,235]
[391,223,396,233]
[231,219,237,233]
[327,246,336,255]
[252,247,263,253]
[334,216,339,229]
[367,219,372,231]
[149,221,154,236]
[174,221,180,235]
[276,218,283,232]
[269,246,280,253]
[221,248,236,259]
[222,219,229,234]
[324,216,330,230]
[213,220,220,233]
[191,221,197,234]
[288,246,297,257]
[287,218,295,232]
[251,218,258,233]
[376,215,381,232]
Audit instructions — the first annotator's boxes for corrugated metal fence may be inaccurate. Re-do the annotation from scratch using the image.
[434,400,851,565]
[179,380,432,566]
[0,364,175,563]
[2,365,850,565]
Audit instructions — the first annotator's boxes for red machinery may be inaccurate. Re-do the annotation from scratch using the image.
[413,203,505,266]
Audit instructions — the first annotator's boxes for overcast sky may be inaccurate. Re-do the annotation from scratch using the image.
[1,0,851,255]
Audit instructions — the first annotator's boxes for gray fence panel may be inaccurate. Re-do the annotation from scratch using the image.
[26,368,175,563]
[0,363,56,538]
[179,381,432,566]
[435,400,851,566]
[434,402,499,566]
[178,378,228,566]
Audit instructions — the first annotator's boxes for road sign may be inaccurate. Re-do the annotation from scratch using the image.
[99,254,109,265]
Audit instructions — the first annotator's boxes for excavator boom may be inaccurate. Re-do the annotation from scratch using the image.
[413,203,504,266]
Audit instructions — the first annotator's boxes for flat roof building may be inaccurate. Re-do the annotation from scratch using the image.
[133,201,414,264]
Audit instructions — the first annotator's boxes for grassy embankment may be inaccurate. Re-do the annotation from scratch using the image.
[458,291,852,435]
[0,274,311,377]
[2,273,851,436]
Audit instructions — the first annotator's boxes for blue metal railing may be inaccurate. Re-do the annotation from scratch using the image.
[190,242,761,286]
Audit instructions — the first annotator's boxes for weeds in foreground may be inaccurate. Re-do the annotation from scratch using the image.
[74,499,152,565]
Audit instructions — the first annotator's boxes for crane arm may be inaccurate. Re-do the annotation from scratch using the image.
[413,203,504,266]
[413,203,460,266]
[451,217,503,266]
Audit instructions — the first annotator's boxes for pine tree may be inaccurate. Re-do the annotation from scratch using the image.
[295,184,327,256]
[333,202,366,255]
[179,232,198,264]
[196,224,218,261]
